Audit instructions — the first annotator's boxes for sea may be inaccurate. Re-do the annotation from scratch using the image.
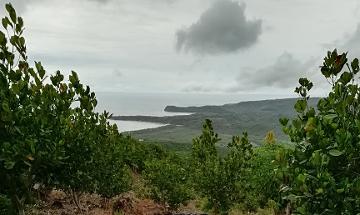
[95,92,294,133]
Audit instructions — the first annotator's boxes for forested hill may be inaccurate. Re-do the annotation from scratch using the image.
[112,97,320,145]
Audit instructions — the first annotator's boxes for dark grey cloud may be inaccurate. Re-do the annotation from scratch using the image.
[176,0,262,55]
[231,53,316,91]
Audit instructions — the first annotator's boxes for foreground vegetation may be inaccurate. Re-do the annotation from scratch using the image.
[2,3,360,215]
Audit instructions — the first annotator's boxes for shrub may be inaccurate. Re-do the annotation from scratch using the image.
[0,4,74,213]
[280,49,360,214]
[0,194,13,215]
[120,137,168,173]
[246,144,283,210]
[0,4,131,213]
[144,153,193,208]
[191,119,253,214]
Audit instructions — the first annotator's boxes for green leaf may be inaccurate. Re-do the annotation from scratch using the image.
[35,61,45,79]
[307,82,313,91]
[2,17,11,29]
[10,35,18,46]
[323,114,337,121]
[0,31,5,45]
[5,3,17,24]
[35,61,42,71]
[339,71,352,84]
[19,37,25,46]
[328,149,344,157]
[4,160,15,170]
[1,102,10,112]
[299,78,309,87]
[311,150,322,166]
[69,71,79,84]
[279,117,289,126]
[336,188,344,193]
[321,66,331,78]
[292,119,302,129]
[28,139,36,154]
[294,99,307,113]
[316,188,324,194]
[351,58,359,74]
[16,17,23,33]
[304,117,315,132]
[12,83,19,93]
[307,107,316,117]
[297,174,306,183]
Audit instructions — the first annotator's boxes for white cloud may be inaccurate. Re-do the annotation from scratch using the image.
[1,0,359,94]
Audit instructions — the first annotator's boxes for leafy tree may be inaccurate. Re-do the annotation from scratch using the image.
[280,49,360,214]
[244,145,282,210]
[0,4,71,214]
[0,4,131,214]
[144,153,193,209]
[191,119,223,213]
[120,136,168,173]
[191,119,253,214]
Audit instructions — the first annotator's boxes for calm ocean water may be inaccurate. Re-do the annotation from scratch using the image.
[95,92,293,132]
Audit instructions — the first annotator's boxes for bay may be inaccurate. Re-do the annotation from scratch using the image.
[95,92,293,132]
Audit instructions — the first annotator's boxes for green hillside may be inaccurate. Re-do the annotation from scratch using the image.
[112,97,320,145]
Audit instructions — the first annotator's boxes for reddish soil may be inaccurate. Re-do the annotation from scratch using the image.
[26,189,204,215]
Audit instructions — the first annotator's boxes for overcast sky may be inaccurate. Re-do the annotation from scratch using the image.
[2,0,360,95]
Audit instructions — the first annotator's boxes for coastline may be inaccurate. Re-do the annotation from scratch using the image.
[109,119,170,133]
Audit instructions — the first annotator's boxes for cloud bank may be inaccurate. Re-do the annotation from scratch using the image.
[232,53,316,91]
[176,0,262,55]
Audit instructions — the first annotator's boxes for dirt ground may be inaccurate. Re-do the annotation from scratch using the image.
[25,189,206,215]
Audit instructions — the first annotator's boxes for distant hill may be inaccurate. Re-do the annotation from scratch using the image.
[111,97,320,146]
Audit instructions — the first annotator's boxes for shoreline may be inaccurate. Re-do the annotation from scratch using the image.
[109,119,170,133]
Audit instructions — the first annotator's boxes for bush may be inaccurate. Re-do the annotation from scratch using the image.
[120,137,168,173]
[0,4,74,213]
[280,49,360,214]
[245,144,283,210]
[90,125,132,198]
[0,4,131,213]
[0,194,13,215]
[144,153,193,208]
[191,119,253,214]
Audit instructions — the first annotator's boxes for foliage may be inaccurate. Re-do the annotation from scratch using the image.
[0,4,131,214]
[144,153,193,208]
[120,137,168,173]
[0,194,13,215]
[245,145,283,210]
[191,119,254,214]
[280,49,360,214]
[6,2,360,214]
[191,119,223,213]
[89,128,132,198]
[0,4,67,213]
